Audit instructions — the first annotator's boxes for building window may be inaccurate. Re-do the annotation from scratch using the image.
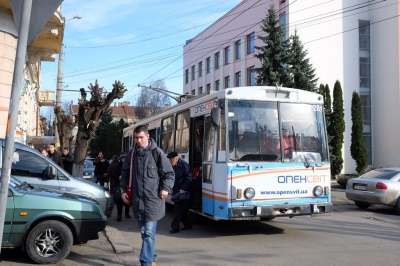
[360,94,371,126]
[279,12,287,41]
[363,133,372,165]
[206,57,211,73]
[206,83,211,93]
[359,20,370,51]
[360,57,370,88]
[224,46,230,65]
[215,52,220,69]
[235,40,241,60]
[198,61,203,77]
[235,71,241,87]
[215,80,220,91]
[191,65,195,81]
[247,66,255,86]
[199,86,203,94]
[247,32,255,54]
[224,76,230,89]
[185,69,189,84]
[191,89,195,95]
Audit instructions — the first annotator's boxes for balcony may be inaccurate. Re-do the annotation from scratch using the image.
[38,90,55,107]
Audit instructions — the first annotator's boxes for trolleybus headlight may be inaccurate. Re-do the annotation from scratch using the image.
[313,186,323,197]
[244,187,255,199]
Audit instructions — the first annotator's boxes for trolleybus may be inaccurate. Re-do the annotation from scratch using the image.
[122,86,332,220]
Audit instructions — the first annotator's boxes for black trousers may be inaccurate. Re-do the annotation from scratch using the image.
[171,200,191,230]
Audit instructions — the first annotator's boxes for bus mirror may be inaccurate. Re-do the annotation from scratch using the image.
[211,107,220,127]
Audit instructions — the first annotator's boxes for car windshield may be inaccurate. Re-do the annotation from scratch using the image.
[361,170,400,180]
[84,159,94,168]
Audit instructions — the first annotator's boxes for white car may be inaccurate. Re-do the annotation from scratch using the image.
[345,168,400,214]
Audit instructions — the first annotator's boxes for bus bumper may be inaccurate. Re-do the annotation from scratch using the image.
[230,203,333,220]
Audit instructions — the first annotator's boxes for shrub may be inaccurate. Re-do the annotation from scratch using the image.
[336,175,357,188]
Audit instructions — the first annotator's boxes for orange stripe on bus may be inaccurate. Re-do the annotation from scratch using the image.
[202,187,228,195]
[229,166,330,180]
[202,192,229,202]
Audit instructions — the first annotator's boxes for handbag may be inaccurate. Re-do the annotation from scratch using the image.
[113,187,122,203]
[171,192,190,202]
[125,150,134,207]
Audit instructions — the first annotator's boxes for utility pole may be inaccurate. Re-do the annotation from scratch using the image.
[54,29,64,149]
[54,15,81,150]
[0,0,32,250]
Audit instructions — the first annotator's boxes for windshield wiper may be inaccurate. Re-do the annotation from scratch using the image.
[292,125,310,168]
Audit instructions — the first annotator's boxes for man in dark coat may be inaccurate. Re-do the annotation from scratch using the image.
[93,151,109,186]
[61,147,74,175]
[47,143,63,168]
[167,151,192,234]
[120,125,174,266]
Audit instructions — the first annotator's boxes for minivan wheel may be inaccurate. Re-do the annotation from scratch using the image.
[354,201,371,209]
[25,220,73,264]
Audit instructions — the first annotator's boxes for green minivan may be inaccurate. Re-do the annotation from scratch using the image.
[2,177,107,264]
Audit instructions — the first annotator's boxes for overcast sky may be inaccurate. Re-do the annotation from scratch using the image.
[40,0,244,107]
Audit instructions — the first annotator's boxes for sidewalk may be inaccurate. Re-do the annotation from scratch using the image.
[331,180,353,205]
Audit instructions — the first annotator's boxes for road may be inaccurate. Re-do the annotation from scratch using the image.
[1,188,400,266]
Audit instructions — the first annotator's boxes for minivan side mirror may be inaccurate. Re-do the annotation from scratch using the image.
[211,107,220,127]
[43,165,57,180]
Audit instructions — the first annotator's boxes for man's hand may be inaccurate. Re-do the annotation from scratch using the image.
[121,192,129,204]
[159,190,168,199]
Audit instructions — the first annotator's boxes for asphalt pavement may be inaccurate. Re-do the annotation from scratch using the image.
[0,181,350,265]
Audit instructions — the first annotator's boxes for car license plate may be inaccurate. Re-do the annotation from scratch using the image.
[354,184,367,191]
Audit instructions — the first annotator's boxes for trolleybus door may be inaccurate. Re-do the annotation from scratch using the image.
[202,116,215,216]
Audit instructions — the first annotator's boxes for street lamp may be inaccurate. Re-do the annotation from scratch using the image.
[54,15,81,149]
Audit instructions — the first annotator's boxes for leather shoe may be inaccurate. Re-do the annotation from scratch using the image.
[116,215,121,222]
[169,229,180,234]
[125,214,131,218]
[181,226,193,230]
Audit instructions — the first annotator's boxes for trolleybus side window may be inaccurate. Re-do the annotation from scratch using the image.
[175,110,190,153]
[217,101,226,162]
[161,115,174,153]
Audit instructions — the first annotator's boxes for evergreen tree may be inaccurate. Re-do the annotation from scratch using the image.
[90,114,128,159]
[254,5,291,87]
[328,80,345,178]
[350,91,368,174]
[287,30,318,92]
[324,83,332,116]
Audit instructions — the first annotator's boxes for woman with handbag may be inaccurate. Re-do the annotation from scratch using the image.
[107,155,131,221]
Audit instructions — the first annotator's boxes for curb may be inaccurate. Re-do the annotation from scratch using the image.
[105,226,140,265]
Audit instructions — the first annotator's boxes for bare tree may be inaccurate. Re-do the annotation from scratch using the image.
[135,79,171,119]
[72,80,126,177]
[54,106,76,150]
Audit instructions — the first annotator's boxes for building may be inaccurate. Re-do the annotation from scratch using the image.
[0,1,63,141]
[71,101,138,125]
[183,0,400,173]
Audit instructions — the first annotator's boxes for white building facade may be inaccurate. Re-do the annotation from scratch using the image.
[183,0,400,174]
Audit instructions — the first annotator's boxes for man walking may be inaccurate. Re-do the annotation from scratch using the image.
[120,125,174,266]
[167,151,193,234]
[48,143,63,167]
[62,147,74,175]
[93,151,109,186]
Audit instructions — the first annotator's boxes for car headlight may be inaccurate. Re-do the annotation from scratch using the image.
[244,187,255,199]
[104,190,111,198]
[313,186,323,197]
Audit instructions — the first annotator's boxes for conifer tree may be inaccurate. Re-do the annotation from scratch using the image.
[350,91,368,174]
[329,80,345,178]
[254,5,291,87]
[287,30,318,92]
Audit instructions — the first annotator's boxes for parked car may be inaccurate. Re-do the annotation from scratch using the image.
[2,176,107,264]
[345,168,400,214]
[83,158,95,180]
[0,139,113,217]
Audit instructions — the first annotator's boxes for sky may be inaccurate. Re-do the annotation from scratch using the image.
[40,0,244,108]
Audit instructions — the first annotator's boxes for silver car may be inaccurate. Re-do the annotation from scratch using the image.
[345,168,400,214]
